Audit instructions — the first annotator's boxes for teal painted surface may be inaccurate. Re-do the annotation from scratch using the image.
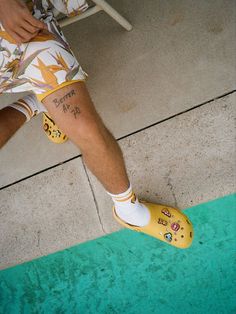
[0,194,236,314]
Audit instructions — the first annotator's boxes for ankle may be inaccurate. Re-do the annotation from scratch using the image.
[107,182,150,227]
[106,183,130,196]
[6,106,27,125]
[1,107,27,128]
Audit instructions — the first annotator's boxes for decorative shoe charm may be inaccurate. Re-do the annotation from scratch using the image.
[43,112,68,144]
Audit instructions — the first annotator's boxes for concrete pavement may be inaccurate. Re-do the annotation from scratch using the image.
[0,0,235,270]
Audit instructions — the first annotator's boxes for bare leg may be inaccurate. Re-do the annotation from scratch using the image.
[0,107,26,149]
[42,81,130,194]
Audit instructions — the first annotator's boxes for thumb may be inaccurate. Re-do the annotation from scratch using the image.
[37,20,48,30]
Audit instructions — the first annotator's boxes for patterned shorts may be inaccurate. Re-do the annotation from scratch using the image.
[0,0,89,104]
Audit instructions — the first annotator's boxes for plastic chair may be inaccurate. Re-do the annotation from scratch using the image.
[54,0,132,31]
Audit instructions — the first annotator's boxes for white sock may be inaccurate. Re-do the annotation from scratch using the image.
[8,93,46,122]
[107,183,150,227]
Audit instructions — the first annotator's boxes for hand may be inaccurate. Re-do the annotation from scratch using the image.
[0,0,47,44]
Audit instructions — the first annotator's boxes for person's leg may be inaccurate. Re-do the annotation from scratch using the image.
[0,106,26,148]
[42,81,129,194]
[0,93,48,149]
[41,80,151,228]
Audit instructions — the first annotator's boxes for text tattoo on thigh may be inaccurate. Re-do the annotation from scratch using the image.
[52,89,81,119]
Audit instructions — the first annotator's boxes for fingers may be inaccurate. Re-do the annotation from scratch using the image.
[1,2,48,44]
[20,20,39,34]
[22,9,47,30]
[17,27,39,42]
[6,23,39,44]
[13,11,47,43]
[5,28,24,45]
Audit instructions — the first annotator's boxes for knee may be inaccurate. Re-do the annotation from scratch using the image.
[73,115,108,144]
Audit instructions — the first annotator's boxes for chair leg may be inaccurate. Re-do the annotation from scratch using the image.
[92,0,133,31]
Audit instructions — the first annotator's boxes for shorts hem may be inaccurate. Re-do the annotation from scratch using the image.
[36,79,86,102]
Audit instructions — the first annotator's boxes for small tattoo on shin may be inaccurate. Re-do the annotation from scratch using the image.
[52,88,80,118]
[62,103,71,113]
[70,106,80,119]
[53,89,76,108]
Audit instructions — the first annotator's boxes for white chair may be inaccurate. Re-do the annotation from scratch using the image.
[53,0,132,31]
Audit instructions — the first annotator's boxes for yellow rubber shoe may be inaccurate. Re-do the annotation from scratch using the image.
[112,200,194,249]
[43,112,68,144]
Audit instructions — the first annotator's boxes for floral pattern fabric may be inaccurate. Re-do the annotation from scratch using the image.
[0,0,89,101]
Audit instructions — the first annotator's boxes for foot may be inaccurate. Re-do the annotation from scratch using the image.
[113,200,194,249]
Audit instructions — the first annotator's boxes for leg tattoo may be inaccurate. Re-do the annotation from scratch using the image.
[52,88,81,119]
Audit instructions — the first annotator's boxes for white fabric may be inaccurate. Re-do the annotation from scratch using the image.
[24,93,46,113]
[107,183,151,227]
[8,93,46,122]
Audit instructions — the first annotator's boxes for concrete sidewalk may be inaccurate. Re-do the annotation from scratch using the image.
[0,0,235,270]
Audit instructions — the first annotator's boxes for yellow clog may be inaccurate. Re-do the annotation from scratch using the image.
[112,200,194,249]
[43,112,68,144]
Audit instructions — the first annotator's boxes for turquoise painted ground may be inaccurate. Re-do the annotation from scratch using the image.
[0,194,236,314]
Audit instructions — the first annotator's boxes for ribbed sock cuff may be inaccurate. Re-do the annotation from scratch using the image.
[106,182,133,200]
[8,94,46,122]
